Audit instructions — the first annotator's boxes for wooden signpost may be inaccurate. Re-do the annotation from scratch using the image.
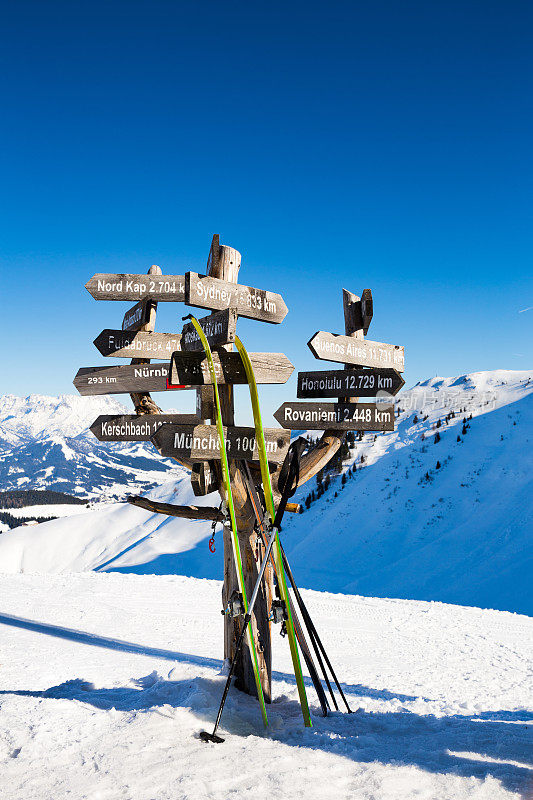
[151,423,290,463]
[74,363,190,395]
[297,367,404,398]
[181,308,237,352]
[85,273,186,302]
[169,351,294,387]
[75,233,405,707]
[274,401,394,431]
[308,331,405,371]
[122,299,154,332]
[185,272,288,324]
[93,330,182,359]
[90,414,199,441]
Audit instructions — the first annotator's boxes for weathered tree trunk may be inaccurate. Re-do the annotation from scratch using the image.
[199,237,273,701]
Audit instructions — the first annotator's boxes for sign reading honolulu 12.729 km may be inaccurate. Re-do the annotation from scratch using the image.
[297,367,404,398]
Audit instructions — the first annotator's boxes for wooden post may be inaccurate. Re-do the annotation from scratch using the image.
[342,288,364,402]
[129,264,163,416]
[200,237,273,701]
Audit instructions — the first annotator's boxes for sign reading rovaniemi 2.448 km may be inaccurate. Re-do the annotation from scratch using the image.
[73,234,405,731]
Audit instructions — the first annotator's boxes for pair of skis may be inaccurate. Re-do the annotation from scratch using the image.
[185,315,348,742]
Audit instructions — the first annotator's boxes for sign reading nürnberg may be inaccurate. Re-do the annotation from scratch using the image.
[74,363,189,395]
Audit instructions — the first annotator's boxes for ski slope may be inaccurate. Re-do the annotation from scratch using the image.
[283,370,533,614]
[0,573,531,800]
[0,370,531,616]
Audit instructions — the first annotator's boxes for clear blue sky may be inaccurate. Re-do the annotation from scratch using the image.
[1,1,532,424]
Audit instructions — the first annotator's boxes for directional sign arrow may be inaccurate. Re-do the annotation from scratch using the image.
[94,330,183,359]
[90,413,200,441]
[274,402,395,431]
[169,351,294,386]
[185,272,288,324]
[85,274,186,302]
[308,331,405,371]
[151,423,290,464]
[181,308,237,352]
[122,298,154,332]
[73,363,192,395]
[297,368,404,398]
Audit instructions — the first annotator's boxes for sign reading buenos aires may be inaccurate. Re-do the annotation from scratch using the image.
[308,331,405,371]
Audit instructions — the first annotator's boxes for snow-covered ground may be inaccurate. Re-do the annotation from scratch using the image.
[5,504,95,519]
[0,573,531,800]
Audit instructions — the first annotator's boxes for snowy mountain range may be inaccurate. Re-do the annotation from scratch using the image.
[0,394,184,501]
[0,370,531,615]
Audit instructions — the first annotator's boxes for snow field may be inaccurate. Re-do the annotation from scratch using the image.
[0,573,531,800]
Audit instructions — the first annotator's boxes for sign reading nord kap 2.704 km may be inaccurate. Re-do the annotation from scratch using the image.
[85,274,186,302]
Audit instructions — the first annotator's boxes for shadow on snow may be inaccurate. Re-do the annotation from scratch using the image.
[1,611,532,794]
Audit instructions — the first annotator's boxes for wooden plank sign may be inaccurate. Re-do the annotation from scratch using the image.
[73,363,191,395]
[361,288,373,335]
[274,401,395,431]
[185,272,288,324]
[85,274,186,302]
[93,330,182,359]
[181,308,237,352]
[122,299,153,332]
[169,351,294,386]
[308,331,405,371]
[90,413,200,441]
[152,423,290,464]
[297,368,404,398]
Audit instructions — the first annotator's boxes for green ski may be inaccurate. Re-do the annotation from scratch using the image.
[234,334,312,728]
[185,315,268,728]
